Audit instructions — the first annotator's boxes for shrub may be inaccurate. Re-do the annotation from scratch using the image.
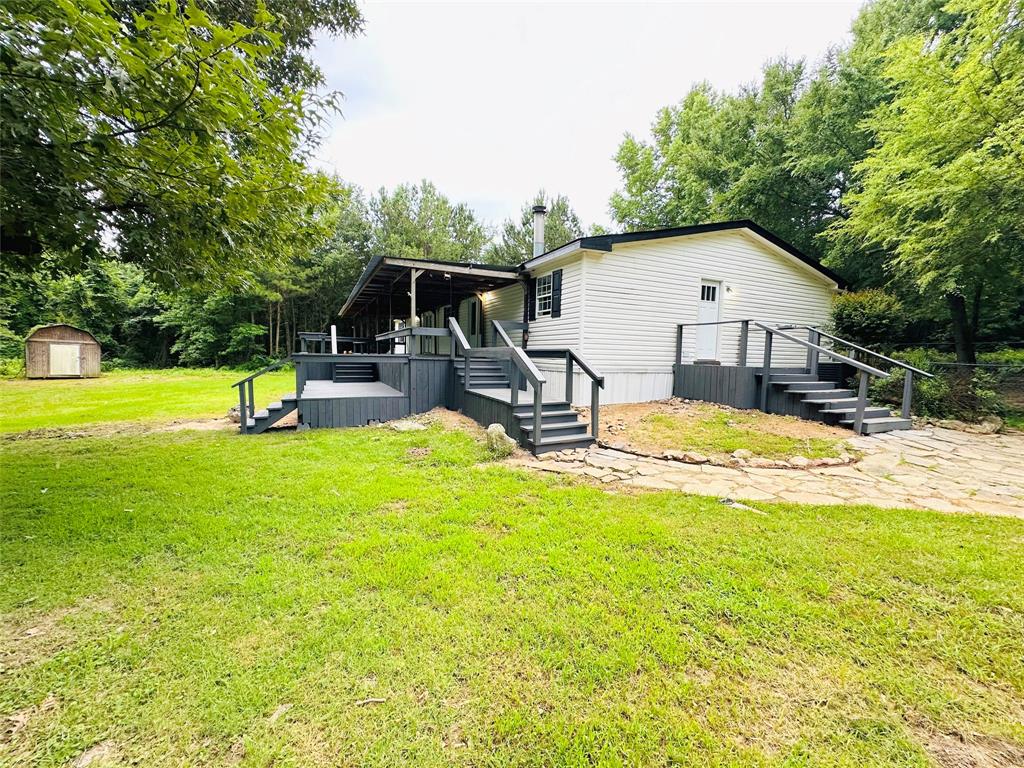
[830,290,907,347]
[0,357,24,378]
[870,365,1006,422]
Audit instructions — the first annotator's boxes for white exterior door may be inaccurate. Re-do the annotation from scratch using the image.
[695,281,721,360]
[49,343,81,376]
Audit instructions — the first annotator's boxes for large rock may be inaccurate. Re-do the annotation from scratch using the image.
[227,405,241,424]
[485,423,517,457]
[731,449,754,459]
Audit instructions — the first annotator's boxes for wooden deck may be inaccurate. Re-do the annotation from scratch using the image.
[300,380,404,399]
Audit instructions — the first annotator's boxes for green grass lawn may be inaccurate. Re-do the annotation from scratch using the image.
[2,425,1022,766]
[0,368,294,433]
[629,405,847,459]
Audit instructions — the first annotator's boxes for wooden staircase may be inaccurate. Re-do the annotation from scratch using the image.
[767,373,912,434]
[244,393,297,434]
[453,358,510,389]
[514,400,595,453]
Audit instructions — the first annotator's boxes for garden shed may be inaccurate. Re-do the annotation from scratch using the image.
[25,324,101,379]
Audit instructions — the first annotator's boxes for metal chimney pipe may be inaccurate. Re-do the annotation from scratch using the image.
[532,204,547,257]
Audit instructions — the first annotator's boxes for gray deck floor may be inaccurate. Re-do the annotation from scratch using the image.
[466,386,566,405]
[300,380,404,399]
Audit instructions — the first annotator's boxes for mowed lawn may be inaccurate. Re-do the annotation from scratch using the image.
[0,368,294,432]
[2,414,1024,767]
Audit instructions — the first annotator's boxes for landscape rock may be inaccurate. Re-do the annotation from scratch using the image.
[682,451,710,464]
[390,420,427,432]
[731,449,754,459]
[485,424,517,457]
[788,455,811,468]
[227,405,241,424]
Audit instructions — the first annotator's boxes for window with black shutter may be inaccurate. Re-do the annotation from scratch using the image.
[550,269,562,318]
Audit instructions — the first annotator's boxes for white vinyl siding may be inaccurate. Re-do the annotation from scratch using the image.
[580,230,836,379]
[526,260,583,349]
[481,283,524,346]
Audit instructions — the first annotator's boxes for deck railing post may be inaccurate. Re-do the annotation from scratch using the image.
[533,383,543,454]
[246,380,255,418]
[237,385,247,434]
[565,352,574,404]
[854,372,869,434]
[901,370,914,420]
[738,321,749,367]
[464,351,471,392]
[590,379,599,439]
[807,328,819,377]
[510,366,519,408]
[675,325,683,366]
[759,330,773,412]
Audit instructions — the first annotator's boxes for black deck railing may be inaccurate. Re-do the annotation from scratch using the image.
[676,319,931,428]
[231,358,289,434]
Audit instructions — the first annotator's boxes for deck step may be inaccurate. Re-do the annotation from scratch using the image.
[797,389,856,401]
[838,416,913,434]
[779,381,841,391]
[512,401,571,416]
[763,373,817,382]
[519,421,589,438]
[515,409,581,426]
[526,434,597,454]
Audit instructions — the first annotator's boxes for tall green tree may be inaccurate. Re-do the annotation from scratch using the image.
[1,0,345,283]
[830,0,1024,362]
[369,181,491,263]
[485,191,585,265]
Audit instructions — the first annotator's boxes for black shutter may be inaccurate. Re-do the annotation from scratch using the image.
[527,278,536,321]
[551,269,563,318]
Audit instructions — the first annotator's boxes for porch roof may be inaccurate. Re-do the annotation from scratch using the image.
[338,256,521,318]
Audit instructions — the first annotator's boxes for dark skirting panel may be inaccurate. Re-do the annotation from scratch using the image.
[673,364,760,409]
[462,390,519,442]
[301,396,411,428]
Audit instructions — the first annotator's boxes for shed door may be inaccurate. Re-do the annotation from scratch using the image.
[695,281,721,360]
[49,343,81,376]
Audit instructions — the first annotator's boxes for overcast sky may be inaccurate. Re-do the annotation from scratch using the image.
[312,0,864,233]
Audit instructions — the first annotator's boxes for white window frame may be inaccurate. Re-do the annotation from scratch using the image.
[535,274,553,317]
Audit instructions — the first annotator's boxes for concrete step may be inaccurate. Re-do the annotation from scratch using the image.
[839,416,913,434]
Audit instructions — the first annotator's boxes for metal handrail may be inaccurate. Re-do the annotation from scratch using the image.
[752,323,889,378]
[782,325,934,379]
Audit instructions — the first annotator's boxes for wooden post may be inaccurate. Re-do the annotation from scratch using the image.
[759,330,773,412]
[675,325,683,366]
[738,321,749,367]
[246,380,255,418]
[807,328,819,377]
[409,268,423,356]
[533,383,543,453]
[237,386,247,434]
[510,366,519,408]
[854,372,869,434]
[464,351,471,392]
[590,379,599,439]
[565,352,574,404]
[901,370,913,419]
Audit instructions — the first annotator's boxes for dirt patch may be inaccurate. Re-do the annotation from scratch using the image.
[918,729,1024,767]
[406,446,432,458]
[1,599,116,671]
[2,418,234,441]
[415,407,487,438]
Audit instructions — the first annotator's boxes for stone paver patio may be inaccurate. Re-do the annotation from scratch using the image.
[510,427,1024,518]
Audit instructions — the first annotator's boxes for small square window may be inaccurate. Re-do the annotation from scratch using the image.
[536,274,553,317]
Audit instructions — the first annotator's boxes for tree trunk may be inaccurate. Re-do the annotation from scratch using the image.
[946,291,977,364]
[275,302,282,356]
[267,303,273,355]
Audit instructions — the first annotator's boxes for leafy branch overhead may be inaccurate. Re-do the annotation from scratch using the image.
[0,0,355,284]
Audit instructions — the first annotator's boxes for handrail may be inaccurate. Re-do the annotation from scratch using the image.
[492,320,518,349]
[375,326,450,341]
[752,323,889,378]
[781,325,934,379]
[525,347,605,388]
[449,316,470,353]
[232,358,289,388]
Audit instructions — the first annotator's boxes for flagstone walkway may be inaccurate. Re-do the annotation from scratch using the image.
[509,427,1024,518]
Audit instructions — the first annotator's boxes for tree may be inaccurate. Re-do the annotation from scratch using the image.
[368,181,491,263]
[829,0,1024,362]
[485,191,585,265]
[1,0,342,284]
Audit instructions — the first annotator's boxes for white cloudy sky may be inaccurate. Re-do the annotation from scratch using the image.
[312,0,863,232]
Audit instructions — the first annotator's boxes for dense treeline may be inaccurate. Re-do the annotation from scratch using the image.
[1,0,1021,373]
[612,0,1023,362]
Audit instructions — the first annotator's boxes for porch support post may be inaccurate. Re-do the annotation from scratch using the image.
[759,330,773,413]
[409,268,423,356]
[738,321,749,367]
